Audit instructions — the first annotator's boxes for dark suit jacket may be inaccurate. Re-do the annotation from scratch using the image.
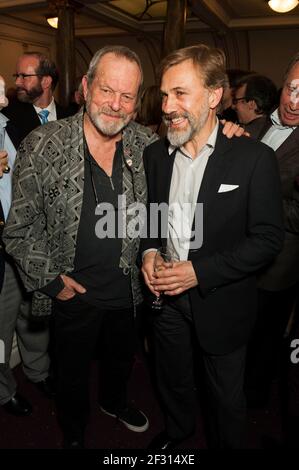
[244,115,269,140]
[2,98,74,144]
[250,118,299,290]
[0,117,20,292]
[141,125,284,355]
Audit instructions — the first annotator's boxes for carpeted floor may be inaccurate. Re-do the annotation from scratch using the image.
[0,349,292,450]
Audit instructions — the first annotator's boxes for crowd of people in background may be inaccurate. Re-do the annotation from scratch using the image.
[0,42,299,449]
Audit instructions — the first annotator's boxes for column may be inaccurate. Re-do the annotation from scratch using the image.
[162,0,187,58]
[49,0,76,107]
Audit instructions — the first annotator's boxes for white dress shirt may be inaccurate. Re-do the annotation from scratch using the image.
[167,121,219,260]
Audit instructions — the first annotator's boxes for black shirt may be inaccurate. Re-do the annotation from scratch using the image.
[70,139,132,309]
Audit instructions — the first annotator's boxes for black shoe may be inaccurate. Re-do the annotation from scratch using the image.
[100,405,149,432]
[148,431,183,450]
[33,377,56,399]
[2,393,32,416]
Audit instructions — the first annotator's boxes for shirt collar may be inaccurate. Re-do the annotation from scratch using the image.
[34,97,55,115]
[168,119,219,156]
[270,108,297,130]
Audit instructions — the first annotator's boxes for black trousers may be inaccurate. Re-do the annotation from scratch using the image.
[52,297,135,439]
[152,294,247,449]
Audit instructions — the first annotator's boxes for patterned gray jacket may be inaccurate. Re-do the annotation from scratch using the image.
[3,108,158,316]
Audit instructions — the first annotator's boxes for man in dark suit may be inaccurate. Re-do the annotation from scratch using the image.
[141,44,284,449]
[2,52,72,142]
[244,52,299,409]
[232,74,278,140]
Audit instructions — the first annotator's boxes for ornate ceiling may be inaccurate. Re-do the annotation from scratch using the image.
[0,0,299,37]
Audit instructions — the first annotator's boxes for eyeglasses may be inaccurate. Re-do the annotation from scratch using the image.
[232,96,248,105]
[13,73,43,80]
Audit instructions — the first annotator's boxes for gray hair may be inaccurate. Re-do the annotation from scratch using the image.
[86,45,143,94]
[284,51,299,81]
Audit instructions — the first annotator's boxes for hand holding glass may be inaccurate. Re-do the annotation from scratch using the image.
[152,247,179,311]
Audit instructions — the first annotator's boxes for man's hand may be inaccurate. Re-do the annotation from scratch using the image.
[220,120,250,138]
[0,150,9,177]
[141,251,159,296]
[151,260,198,296]
[56,274,86,301]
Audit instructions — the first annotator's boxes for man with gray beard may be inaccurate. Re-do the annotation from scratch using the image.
[141,44,284,449]
[3,46,157,449]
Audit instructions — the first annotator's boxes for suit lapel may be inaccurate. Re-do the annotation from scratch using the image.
[197,126,234,207]
[155,140,175,247]
[55,102,63,119]
[30,104,42,127]
[164,143,176,204]
[257,117,272,140]
[157,139,177,204]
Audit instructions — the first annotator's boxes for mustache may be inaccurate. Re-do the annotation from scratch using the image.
[286,109,299,116]
[163,112,189,124]
[100,107,127,119]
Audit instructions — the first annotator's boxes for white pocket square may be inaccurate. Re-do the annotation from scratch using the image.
[218,184,239,193]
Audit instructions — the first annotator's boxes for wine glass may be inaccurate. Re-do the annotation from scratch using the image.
[152,246,179,311]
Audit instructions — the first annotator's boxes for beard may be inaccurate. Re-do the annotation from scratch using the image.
[85,93,131,136]
[163,105,210,147]
[17,83,43,104]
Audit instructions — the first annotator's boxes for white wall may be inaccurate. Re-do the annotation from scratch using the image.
[79,27,299,90]
[0,15,55,89]
[1,16,298,93]
[75,34,161,87]
[249,28,299,87]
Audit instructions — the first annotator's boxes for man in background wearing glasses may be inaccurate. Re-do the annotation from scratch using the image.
[2,52,72,142]
[232,74,277,139]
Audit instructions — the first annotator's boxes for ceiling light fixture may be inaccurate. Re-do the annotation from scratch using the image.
[268,0,299,13]
[46,16,58,29]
